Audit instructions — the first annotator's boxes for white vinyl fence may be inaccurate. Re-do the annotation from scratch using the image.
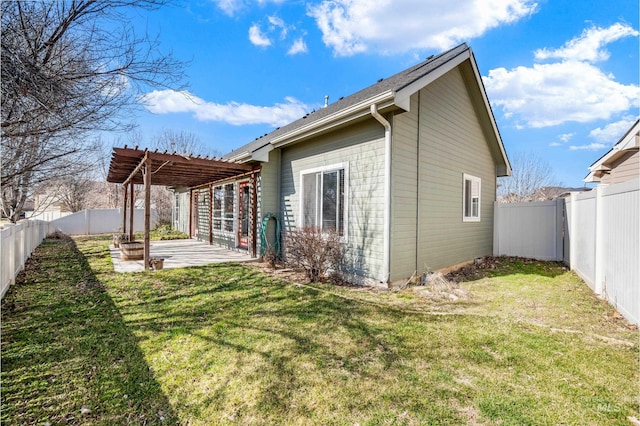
[1,220,49,298]
[494,179,639,325]
[1,208,157,300]
[48,208,155,236]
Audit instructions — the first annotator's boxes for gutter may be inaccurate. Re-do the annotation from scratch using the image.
[370,103,391,284]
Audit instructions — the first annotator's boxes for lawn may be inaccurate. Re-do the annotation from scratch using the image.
[1,235,638,425]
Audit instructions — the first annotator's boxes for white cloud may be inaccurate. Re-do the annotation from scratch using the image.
[212,0,286,16]
[569,142,608,151]
[559,133,575,142]
[549,142,561,147]
[484,22,640,129]
[287,38,308,55]
[249,24,272,47]
[534,23,638,63]
[589,116,639,143]
[267,15,284,27]
[483,60,639,127]
[139,90,310,127]
[212,0,243,16]
[307,0,538,56]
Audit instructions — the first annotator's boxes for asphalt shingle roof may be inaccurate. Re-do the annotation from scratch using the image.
[223,43,469,160]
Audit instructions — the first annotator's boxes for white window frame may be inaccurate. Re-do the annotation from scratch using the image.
[299,162,349,241]
[462,173,481,222]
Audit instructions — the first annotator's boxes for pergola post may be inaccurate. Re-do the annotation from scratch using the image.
[250,172,258,258]
[121,184,128,234]
[128,181,134,242]
[143,157,151,269]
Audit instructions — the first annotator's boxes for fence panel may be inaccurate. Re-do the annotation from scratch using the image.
[598,181,639,324]
[570,191,597,290]
[48,208,155,235]
[493,200,563,261]
[496,181,638,325]
[1,220,48,299]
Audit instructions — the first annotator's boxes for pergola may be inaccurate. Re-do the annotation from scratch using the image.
[107,146,256,268]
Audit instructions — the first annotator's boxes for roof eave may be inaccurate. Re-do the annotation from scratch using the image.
[268,91,395,149]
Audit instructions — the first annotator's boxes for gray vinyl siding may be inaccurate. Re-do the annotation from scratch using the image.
[280,119,386,281]
[390,94,419,280]
[600,150,639,185]
[258,150,281,254]
[390,66,497,280]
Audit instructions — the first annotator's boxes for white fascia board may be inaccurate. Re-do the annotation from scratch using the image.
[584,171,601,183]
[395,49,470,111]
[620,131,640,150]
[251,144,273,162]
[467,50,512,177]
[225,152,252,163]
[269,92,395,148]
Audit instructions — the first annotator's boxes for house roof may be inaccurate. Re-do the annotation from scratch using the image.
[584,119,640,182]
[223,43,510,176]
[107,147,254,188]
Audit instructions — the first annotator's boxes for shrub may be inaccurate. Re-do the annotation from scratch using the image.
[284,227,344,282]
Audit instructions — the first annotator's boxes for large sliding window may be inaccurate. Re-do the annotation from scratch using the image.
[212,183,235,232]
[224,184,234,232]
[300,163,348,237]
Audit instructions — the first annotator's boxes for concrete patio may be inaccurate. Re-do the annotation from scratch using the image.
[110,239,257,272]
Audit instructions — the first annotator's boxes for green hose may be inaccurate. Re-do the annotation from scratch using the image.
[260,213,281,257]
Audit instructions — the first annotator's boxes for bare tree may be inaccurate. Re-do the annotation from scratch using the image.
[147,128,221,159]
[1,0,184,222]
[498,152,560,202]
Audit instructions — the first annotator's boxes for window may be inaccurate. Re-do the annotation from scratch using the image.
[300,164,347,237]
[211,184,234,232]
[463,173,481,222]
[213,186,223,230]
[224,184,234,232]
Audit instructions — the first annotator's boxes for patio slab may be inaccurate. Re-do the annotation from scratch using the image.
[110,239,257,272]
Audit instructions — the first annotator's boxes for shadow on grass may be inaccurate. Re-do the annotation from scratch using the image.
[69,238,638,424]
[99,262,451,421]
[1,235,177,425]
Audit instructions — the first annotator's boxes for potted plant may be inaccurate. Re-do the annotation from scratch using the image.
[113,233,129,248]
[149,257,164,270]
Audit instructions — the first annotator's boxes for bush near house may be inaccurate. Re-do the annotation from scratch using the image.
[283,227,345,282]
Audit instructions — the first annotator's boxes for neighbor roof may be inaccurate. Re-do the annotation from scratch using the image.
[584,119,640,182]
[225,44,466,156]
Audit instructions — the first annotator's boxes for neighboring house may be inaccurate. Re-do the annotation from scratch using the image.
[30,191,72,221]
[530,186,590,201]
[584,119,640,185]
[173,43,511,285]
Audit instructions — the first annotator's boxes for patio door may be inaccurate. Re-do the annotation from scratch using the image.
[238,182,250,249]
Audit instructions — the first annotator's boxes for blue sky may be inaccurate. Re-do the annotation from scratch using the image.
[120,0,639,187]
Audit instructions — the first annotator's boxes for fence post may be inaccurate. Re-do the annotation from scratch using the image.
[6,224,16,287]
[85,209,90,235]
[568,192,578,269]
[493,202,501,256]
[594,185,605,295]
[555,198,564,261]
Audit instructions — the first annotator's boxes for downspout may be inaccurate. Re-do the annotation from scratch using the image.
[370,104,391,284]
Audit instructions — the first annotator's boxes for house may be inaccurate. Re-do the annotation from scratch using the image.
[584,119,640,184]
[171,43,511,285]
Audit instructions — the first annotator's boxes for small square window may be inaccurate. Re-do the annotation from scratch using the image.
[463,173,481,222]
